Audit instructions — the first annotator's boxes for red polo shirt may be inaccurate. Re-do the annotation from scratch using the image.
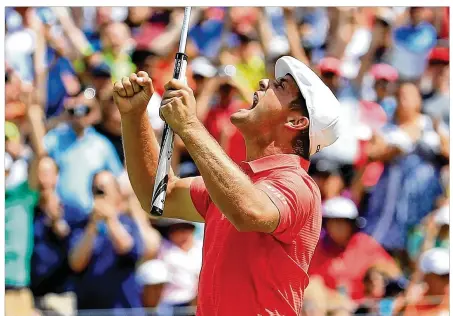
[190,154,322,316]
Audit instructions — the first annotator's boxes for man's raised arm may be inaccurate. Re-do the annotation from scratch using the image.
[113,72,203,223]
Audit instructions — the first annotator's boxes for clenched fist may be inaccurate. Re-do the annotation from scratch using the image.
[113,71,155,116]
[160,79,200,135]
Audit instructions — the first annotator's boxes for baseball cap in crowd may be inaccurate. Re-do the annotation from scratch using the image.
[5,152,13,172]
[419,248,449,275]
[434,205,449,226]
[370,64,399,82]
[191,57,217,78]
[136,259,171,286]
[5,121,20,143]
[317,57,342,76]
[155,218,196,229]
[276,56,341,156]
[322,197,358,220]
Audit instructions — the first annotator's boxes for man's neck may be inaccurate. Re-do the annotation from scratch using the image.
[72,125,86,138]
[244,138,294,161]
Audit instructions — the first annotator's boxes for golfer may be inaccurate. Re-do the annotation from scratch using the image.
[113,56,341,315]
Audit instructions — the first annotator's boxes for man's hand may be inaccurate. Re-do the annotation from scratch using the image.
[161,79,200,135]
[41,190,63,222]
[92,197,117,221]
[113,71,155,117]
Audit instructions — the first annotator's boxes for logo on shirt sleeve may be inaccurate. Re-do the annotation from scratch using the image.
[264,183,288,205]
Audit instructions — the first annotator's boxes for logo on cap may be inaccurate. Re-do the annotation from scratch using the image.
[316,145,321,153]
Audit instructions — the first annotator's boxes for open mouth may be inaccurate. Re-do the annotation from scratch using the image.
[250,92,259,109]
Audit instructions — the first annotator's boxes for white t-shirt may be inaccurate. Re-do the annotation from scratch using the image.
[158,239,203,305]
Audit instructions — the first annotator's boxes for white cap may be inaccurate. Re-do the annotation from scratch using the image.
[323,197,359,219]
[275,56,341,156]
[191,57,217,78]
[136,259,171,285]
[435,205,449,226]
[419,248,449,275]
[5,153,13,171]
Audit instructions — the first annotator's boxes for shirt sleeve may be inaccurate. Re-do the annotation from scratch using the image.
[256,175,316,244]
[189,176,211,219]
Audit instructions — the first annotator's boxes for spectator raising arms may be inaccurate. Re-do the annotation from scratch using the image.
[68,171,145,315]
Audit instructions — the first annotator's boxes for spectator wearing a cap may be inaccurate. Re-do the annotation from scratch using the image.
[407,205,449,262]
[423,47,450,128]
[136,259,170,309]
[309,197,399,301]
[42,92,124,213]
[117,55,342,314]
[363,82,444,255]
[403,248,449,315]
[155,219,202,315]
[368,63,399,120]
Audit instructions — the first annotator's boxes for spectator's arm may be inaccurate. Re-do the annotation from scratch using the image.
[129,196,161,261]
[353,21,387,89]
[105,216,136,256]
[23,86,48,191]
[51,7,95,60]
[149,8,202,56]
[256,8,273,61]
[30,12,47,109]
[283,8,310,65]
[68,219,98,273]
[195,77,219,122]
[366,133,407,163]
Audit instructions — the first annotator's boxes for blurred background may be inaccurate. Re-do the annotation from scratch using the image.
[4,6,450,316]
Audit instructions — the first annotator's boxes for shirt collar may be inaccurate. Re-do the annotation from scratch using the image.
[240,154,310,174]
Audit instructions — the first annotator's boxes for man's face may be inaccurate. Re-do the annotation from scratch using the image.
[395,83,421,120]
[374,79,391,100]
[230,74,304,138]
[325,218,354,246]
[424,273,449,296]
[65,95,96,130]
[92,171,121,207]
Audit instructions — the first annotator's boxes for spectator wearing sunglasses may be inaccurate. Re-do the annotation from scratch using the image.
[43,92,124,213]
[68,170,145,315]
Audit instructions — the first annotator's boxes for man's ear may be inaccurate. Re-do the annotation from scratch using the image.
[284,113,309,132]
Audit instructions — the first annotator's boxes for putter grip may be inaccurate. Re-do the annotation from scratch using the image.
[150,53,188,216]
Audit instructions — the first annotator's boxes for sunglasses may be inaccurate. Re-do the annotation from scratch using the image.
[67,105,91,118]
[92,186,105,196]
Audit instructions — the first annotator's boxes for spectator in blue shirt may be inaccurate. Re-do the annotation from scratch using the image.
[44,92,124,213]
[68,170,144,315]
[362,83,443,259]
[30,157,81,315]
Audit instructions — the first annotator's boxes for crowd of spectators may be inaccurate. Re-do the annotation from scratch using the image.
[4,6,450,316]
